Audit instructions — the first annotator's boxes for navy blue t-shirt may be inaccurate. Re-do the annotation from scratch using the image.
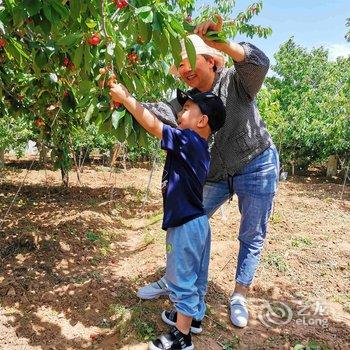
[160,124,210,230]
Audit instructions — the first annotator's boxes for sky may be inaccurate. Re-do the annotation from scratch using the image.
[196,0,350,64]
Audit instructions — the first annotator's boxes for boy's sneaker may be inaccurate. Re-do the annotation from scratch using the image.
[229,293,249,328]
[137,277,170,299]
[161,310,203,334]
[149,326,194,350]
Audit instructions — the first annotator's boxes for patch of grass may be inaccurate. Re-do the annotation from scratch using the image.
[143,232,155,246]
[108,303,128,316]
[264,252,288,272]
[85,229,115,256]
[330,293,350,305]
[148,212,163,225]
[294,339,331,350]
[222,335,240,350]
[108,303,157,341]
[291,237,313,248]
[133,319,157,341]
[270,211,283,224]
[86,230,100,242]
[323,197,334,204]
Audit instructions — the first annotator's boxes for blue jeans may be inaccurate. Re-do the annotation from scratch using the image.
[165,215,211,320]
[203,145,279,287]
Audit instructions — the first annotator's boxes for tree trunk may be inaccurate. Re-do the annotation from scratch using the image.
[291,160,295,176]
[60,167,69,187]
[0,148,4,169]
[39,144,49,164]
[326,155,338,177]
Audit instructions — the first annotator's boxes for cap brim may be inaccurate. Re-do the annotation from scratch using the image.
[176,89,193,106]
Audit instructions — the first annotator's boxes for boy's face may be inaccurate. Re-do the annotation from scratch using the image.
[177,100,208,131]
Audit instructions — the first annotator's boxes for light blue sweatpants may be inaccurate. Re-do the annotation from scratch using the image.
[165,215,211,321]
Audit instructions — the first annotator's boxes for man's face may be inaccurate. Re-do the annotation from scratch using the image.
[177,55,215,90]
[177,100,204,130]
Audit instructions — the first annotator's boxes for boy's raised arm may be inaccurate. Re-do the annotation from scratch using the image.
[109,83,163,140]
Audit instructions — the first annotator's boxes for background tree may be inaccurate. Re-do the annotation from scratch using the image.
[264,38,350,173]
[0,0,271,185]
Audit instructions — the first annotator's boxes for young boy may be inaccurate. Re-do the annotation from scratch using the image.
[109,83,226,350]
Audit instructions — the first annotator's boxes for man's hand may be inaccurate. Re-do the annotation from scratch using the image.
[195,14,245,62]
[109,83,131,104]
[194,14,223,37]
[194,14,224,49]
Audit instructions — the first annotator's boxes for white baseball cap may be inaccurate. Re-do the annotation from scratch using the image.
[169,34,226,76]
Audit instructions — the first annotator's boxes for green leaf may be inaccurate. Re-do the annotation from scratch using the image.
[39,15,52,35]
[133,75,144,92]
[114,119,126,141]
[72,44,84,68]
[114,42,125,71]
[83,45,92,74]
[85,18,97,29]
[111,108,126,129]
[183,20,196,33]
[137,19,152,44]
[47,0,69,19]
[42,3,53,23]
[170,18,185,36]
[69,0,81,20]
[9,38,30,60]
[121,73,135,93]
[138,127,148,147]
[127,130,137,147]
[135,6,153,23]
[79,80,94,94]
[168,32,182,68]
[124,113,134,137]
[23,0,41,17]
[85,103,95,122]
[57,33,83,46]
[153,30,169,57]
[100,118,113,133]
[34,50,48,67]
[293,345,305,350]
[184,36,196,71]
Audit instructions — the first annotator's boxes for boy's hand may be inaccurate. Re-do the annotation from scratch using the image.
[109,83,131,104]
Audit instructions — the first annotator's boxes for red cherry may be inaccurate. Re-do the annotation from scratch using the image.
[34,118,45,128]
[117,0,128,9]
[87,33,100,46]
[63,57,70,66]
[113,101,122,109]
[0,38,7,48]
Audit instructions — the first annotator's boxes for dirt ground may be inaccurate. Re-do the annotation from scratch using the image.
[0,157,349,350]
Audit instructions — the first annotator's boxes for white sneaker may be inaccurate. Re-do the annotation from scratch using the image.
[137,277,170,299]
[229,293,249,328]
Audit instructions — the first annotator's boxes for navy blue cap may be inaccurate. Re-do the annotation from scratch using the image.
[177,89,226,132]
